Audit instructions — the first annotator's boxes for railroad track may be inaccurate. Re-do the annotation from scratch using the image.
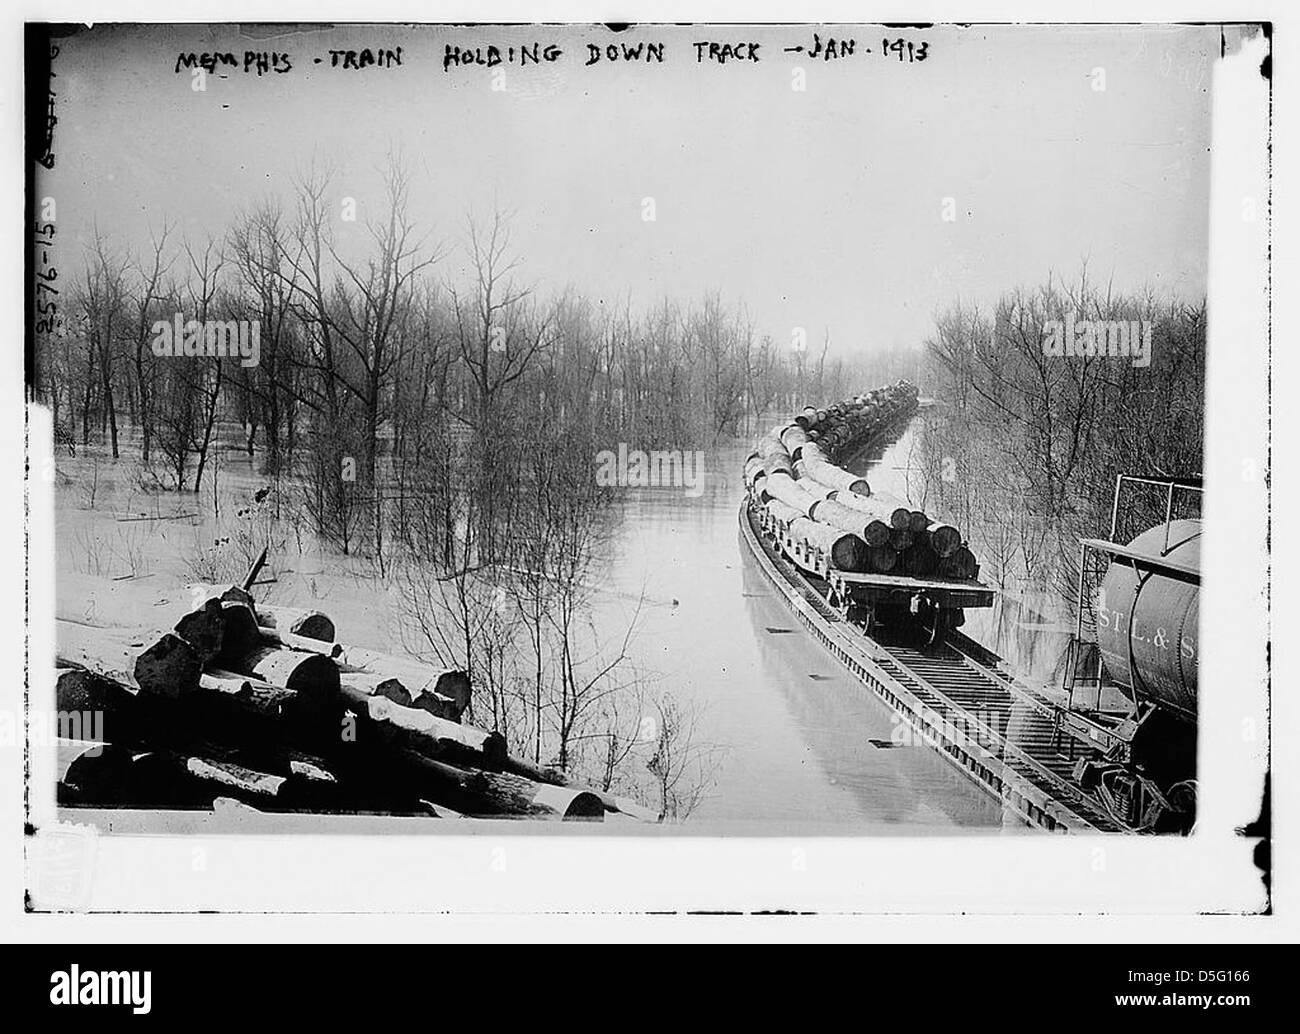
[741,500,1130,833]
[871,640,1127,832]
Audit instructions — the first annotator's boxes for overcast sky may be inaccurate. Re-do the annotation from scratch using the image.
[45,22,1216,354]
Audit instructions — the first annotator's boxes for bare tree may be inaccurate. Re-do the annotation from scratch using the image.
[79,230,128,459]
[128,220,175,465]
[183,234,226,494]
[646,694,722,822]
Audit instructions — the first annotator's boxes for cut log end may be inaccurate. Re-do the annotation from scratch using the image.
[173,598,225,664]
[255,604,337,643]
[133,633,202,698]
[928,524,962,558]
[217,602,263,666]
[535,785,605,820]
[430,670,471,715]
[863,520,891,547]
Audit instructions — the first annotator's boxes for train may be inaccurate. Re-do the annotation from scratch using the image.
[1063,476,1203,833]
[744,381,994,641]
[742,387,1203,834]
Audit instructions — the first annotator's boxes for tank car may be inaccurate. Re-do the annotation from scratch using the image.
[1095,519,1199,724]
[1065,476,1202,833]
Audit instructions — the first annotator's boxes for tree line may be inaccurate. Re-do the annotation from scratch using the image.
[912,272,1206,644]
[40,157,915,817]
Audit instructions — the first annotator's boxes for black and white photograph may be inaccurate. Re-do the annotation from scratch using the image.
[6,6,1286,943]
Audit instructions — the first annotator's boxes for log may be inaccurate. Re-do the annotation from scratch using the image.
[312,742,456,816]
[799,442,828,466]
[336,646,471,717]
[131,633,202,698]
[56,620,151,691]
[342,672,414,706]
[343,671,413,712]
[901,543,939,577]
[501,753,568,787]
[792,474,833,504]
[241,546,269,591]
[869,492,914,530]
[907,510,931,534]
[217,602,263,663]
[198,667,329,724]
[340,670,462,717]
[55,668,176,748]
[779,425,809,454]
[58,741,136,804]
[57,666,137,718]
[57,739,107,780]
[398,751,604,820]
[762,450,793,480]
[603,795,662,823]
[193,664,344,748]
[801,455,871,497]
[863,520,892,547]
[517,780,606,820]
[501,754,662,824]
[829,489,912,530]
[806,498,886,546]
[938,545,979,580]
[173,598,225,664]
[199,670,256,694]
[125,751,340,811]
[498,756,661,821]
[369,696,504,762]
[866,543,898,573]
[409,692,465,722]
[764,498,805,525]
[788,517,869,572]
[927,522,963,559]
[889,527,914,551]
[229,648,340,709]
[255,605,336,643]
[763,472,820,518]
[61,663,339,764]
[345,690,506,767]
[423,670,471,716]
[59,659,349,807]
[257,625,343,657]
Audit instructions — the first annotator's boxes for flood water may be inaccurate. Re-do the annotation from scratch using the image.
[594,414,1023,834]
[54,413,1039,834]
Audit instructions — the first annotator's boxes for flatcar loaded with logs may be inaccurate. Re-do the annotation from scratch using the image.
[742,380,992,643]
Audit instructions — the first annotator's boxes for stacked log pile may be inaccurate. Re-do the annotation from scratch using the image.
[744,380,980,580]
[53,574,658,824]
